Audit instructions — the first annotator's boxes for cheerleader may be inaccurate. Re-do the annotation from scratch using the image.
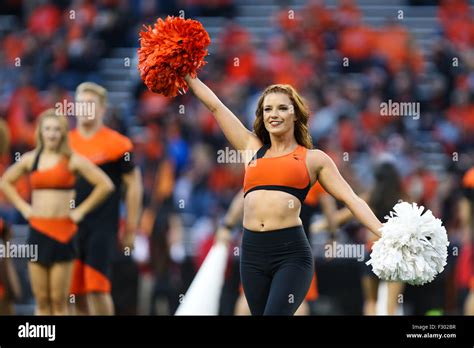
[185,77,383,315]
[139,16,447,314]
[0,109,113,315]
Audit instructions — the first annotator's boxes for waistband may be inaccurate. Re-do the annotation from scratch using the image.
[29,217,77,244]
[243,225,307,245]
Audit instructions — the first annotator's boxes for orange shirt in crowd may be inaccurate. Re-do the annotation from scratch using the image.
[338,24,376,60]
[28,3,62,38]
[2,34,26,65]
[226,51,256,82]
[303,0,334,33]
[446,104,474,132]
[335,0,362,27]
[437,0,470,28]
[360,109,395,134]
[338,119,357,153]
[437,0,474,50]
[443,17,474,50]
[276,7,301,33]
[7,87,45,148]
[304,182,327,207]
[209,166,243,193]
[375,24,424,75]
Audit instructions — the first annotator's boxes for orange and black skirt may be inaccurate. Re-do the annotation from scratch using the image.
[28,217,77,266]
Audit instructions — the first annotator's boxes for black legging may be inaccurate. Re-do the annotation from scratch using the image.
[240,225,314,315]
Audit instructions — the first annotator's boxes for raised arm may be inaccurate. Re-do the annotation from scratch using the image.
[185,75,261,151]
[69,154,114,223]
[310,150,382,238]
[0,152,34,219]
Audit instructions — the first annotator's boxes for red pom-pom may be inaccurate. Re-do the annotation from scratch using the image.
[138,16,211,97]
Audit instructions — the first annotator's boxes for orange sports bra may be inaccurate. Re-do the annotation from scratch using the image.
[243,144,311,203]
[30,151,76,190]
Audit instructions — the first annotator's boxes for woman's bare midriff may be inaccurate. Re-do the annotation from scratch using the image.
[31,189,75,218]
[243,190,302,231]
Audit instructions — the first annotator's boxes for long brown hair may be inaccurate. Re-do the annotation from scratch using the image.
[35,108,72,157]
[254,84,313,148]
[369,161,404,221]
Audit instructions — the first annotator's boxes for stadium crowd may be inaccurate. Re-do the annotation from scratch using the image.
[0,0,473,315]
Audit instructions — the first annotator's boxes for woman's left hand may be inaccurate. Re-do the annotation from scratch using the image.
[70,209,85,224]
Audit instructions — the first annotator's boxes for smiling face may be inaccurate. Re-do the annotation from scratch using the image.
[253,84,313,148]
[40,116,63,151]
[263,93,296,137]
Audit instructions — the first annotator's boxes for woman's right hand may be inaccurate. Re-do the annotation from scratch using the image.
[310,218,327,234]
[215,226,232,245]
[20,205,32,220]
[69,209,85,224]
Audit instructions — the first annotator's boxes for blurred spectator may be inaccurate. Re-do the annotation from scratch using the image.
[1,0,473,316]
[438,0,474,51]
[337,16,375,73]
[28,2,62,39]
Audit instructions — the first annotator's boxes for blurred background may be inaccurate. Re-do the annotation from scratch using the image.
[0,0,473,315]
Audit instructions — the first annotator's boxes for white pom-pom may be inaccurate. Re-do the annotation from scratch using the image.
[366,201,449,286]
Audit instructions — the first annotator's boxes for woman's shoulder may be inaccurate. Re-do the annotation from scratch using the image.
[68,152,89,169]
[21,150,37,165]
[246,135,264,152]
[305,148,336,172]
[306,148,329,161]
[10,150,37,172]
